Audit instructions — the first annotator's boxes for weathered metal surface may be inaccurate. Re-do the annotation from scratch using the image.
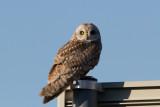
[57,79,160,107]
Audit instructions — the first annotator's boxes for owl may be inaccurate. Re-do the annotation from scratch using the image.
[40,23,102,104]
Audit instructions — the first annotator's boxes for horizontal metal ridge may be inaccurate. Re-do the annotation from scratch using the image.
[100,80,160,88]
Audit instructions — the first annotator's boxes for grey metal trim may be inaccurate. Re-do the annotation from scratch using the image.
[73,79,97,90]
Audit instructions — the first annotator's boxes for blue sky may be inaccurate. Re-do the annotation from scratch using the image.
[0,0,160,107]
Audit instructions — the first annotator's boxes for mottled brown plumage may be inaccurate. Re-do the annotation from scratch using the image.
[40,23,102,104]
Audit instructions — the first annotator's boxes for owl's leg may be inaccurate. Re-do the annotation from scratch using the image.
[70,77,80,90]
[70,74,89,90]
[70,80,77,90]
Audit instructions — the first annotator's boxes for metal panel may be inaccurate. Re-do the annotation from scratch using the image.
[57,78,160,107]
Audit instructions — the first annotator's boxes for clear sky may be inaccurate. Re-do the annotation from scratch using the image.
[0,0,160,107]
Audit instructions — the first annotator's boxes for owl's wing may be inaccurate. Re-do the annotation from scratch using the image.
[47,40,81,82]
[48,40,101,82]
[40,40,101,103]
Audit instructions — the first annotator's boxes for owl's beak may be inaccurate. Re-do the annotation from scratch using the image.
[86,31,89,39]
[86,32,88,36]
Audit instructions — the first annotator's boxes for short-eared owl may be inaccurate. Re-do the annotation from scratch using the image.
[40,23,102,104]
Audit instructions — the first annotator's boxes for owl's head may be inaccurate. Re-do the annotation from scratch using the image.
[71,23,101,41]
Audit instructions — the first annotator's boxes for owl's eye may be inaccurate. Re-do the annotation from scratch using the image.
[90,30,96,35]
[80,31,85,35]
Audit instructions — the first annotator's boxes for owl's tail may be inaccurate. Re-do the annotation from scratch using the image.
[39,80,69,104]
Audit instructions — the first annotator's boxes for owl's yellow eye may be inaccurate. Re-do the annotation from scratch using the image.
[80,31,85,35]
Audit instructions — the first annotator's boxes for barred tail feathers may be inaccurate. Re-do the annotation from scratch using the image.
[39,78,69,104]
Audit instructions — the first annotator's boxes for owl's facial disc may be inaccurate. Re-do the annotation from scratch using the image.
[74,23,101,41]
